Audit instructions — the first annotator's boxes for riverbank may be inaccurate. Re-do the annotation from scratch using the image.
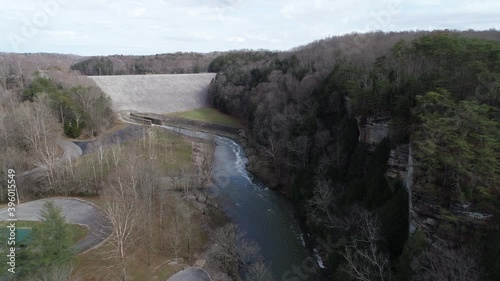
[70,119,232,280]
[126,112,281,190]
[134,113,325,279]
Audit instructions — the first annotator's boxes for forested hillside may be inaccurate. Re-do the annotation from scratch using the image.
[207,30,500,281]
[0,59,115,196]
[0,53,220,280]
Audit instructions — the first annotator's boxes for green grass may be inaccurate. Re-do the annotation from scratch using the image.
[148,128,194,172]
[70,224,89,243]
[171,107,243,128]
[165,142,192,170]
[69,126,194,188]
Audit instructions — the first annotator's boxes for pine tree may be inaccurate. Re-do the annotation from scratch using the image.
[28,201,75,269]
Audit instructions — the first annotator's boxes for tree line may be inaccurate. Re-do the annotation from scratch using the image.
[70,52,220,76]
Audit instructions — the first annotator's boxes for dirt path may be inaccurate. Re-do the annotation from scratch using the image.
[0,198,111,253]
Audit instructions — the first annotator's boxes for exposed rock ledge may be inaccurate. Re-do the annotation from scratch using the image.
[356,116,391,146]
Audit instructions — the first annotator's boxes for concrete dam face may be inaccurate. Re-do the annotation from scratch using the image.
[91,73,216,114]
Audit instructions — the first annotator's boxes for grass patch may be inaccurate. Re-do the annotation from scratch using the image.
[70,225,90,244]
[153,129,194,172]
[170,107,242,128]
[68,126,194,193]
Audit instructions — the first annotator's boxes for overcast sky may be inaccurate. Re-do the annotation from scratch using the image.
[1,0,499,55]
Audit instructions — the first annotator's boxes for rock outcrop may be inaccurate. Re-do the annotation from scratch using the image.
[357,116,497,245]
[357,116,391,146]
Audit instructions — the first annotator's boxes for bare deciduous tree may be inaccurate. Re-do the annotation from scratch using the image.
[199,139,215,187]
[137,163,159,266]
[287,135,311,169]
[167,197,187,261]
[15,96,61,184]
[193,139,215,202]
[306,179,347,230]
[158,186,169,252]
[209,224,260,279]
[411,247,481,281]
[183,205,196,262]
[246,260,275,281]
[258,135,283,178]
[340,208,392,281]
[101,176,142,281]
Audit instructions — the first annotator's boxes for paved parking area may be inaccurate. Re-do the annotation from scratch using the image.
[167,267,212,281]
[0,198,111,253]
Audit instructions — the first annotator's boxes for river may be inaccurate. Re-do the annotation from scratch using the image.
[76,124,322,280]
[212,136,323,280]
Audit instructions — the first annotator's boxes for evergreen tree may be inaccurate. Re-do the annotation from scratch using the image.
[27,201,75,270]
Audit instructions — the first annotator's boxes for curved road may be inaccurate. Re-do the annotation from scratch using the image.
[56,138,83,161]
[0,198,111,253]
[167,267,212,281]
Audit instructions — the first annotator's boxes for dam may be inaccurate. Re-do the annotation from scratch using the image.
[91,73,216,114]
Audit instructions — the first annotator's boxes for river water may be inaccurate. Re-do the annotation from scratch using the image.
[211,136,322,280]
[158,126,321,280]
[76,124,321,280]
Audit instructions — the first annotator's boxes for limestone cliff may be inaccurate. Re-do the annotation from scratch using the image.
[356,116,391,146]
[357,116,497,246]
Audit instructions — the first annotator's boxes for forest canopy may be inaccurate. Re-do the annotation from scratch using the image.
[207,31,500,281]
